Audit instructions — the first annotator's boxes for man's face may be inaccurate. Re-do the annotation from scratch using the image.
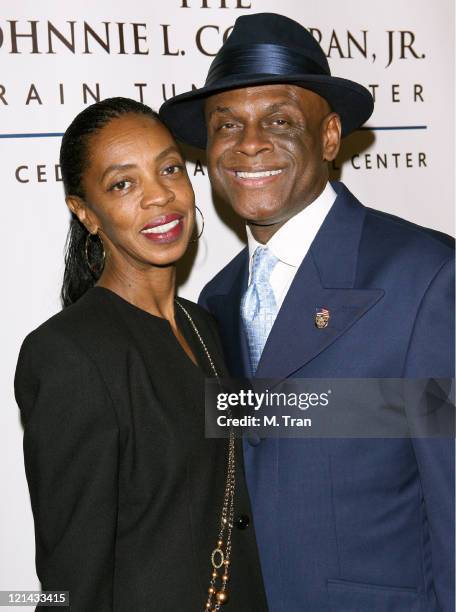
[205,84,341,239]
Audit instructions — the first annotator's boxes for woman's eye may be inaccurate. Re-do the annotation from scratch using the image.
[162,164,184,176]
[109,179,132,191]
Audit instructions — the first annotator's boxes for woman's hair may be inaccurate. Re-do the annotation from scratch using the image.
[60,97,160,308]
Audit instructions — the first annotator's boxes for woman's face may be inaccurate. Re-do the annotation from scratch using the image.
[68,113,195,271]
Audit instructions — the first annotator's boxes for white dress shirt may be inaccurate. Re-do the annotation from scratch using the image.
[245,182,337,310]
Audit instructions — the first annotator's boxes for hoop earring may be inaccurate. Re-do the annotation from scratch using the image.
[84,232,105,276]
[191,205,205,243]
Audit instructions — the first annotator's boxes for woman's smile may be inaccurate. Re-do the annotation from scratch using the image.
[140,213,184,243]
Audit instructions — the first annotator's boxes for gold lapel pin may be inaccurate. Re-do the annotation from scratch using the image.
[315,307,330,329]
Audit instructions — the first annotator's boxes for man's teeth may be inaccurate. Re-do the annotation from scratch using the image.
[141,219,180,234]
[236,169,282,179]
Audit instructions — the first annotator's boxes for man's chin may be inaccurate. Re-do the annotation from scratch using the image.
[246,217,282,228]
[236,204,286,227]
[214,189,291,227]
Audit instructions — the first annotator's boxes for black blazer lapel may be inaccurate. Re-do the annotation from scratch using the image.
[256,183,384,379]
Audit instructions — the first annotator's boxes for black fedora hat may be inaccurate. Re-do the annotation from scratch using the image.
[160,13,374,149]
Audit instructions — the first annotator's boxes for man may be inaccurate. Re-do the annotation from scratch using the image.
[160,13,454,612]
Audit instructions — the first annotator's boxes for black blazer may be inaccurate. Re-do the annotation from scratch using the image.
[15,287,267,611]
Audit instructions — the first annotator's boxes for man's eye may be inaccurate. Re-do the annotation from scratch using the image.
[162,164,184,176]
[219,122,236,130]
[272,118,288,126]
[109,179,132,191]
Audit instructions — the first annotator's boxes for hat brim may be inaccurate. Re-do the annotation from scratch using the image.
[159,73,374,149]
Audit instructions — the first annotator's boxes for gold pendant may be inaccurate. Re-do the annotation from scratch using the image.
[211,548,224,569]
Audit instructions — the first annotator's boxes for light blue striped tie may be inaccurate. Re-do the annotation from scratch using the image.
[241,246,279,374]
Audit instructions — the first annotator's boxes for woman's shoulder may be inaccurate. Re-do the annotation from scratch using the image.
[175,296,208,316]
[175,296,225,365]
[175,296,218,333]
[18,288,125,361]
[14,290,120,425]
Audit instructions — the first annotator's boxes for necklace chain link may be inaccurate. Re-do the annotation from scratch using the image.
[175,300,236,611]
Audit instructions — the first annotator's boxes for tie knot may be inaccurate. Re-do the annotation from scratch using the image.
[251,246,278,284]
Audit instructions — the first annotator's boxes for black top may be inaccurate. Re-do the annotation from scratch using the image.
[14,287,267,611]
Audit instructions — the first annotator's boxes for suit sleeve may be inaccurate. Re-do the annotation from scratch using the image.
[14,329,119,612]
[404,257,455,612]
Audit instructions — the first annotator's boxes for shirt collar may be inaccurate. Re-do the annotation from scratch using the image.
[246,181,337,270]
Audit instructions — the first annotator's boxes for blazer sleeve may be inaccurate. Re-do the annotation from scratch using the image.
[404,257,455,612]
[14,327,119,612]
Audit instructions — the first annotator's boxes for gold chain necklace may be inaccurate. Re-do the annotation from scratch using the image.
[175,299,236,611]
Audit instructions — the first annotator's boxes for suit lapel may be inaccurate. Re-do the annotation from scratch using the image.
[205,250,251,378]
[256,183,384,379]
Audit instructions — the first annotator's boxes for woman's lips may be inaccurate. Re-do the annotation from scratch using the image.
[140,213,184,243]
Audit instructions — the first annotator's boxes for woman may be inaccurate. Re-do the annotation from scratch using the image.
[14,97,267,611]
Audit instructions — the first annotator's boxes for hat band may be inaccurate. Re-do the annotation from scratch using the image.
[206,43,330,86]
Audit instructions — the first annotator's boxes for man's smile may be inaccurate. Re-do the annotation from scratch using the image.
[226,167,286,188]
[236,169,283,179]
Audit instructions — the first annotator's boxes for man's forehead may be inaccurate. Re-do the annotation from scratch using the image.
[204,84,328,115]
[207,84,299,106]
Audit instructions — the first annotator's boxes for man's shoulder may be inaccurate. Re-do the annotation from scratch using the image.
[334,181,452,253]
[361,205,454,269]
[335,181,454,258]
[365,206,453,249]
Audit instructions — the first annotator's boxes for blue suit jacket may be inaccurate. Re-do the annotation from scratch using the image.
[199,182,455,612]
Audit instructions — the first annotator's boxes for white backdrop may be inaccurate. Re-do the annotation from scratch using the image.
[1,0,454,605]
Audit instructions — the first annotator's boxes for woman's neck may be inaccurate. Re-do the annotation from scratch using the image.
[96,263,177,321]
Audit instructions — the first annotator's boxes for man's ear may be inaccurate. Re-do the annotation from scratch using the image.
[322,112,342,162]
[66,196,98,235]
